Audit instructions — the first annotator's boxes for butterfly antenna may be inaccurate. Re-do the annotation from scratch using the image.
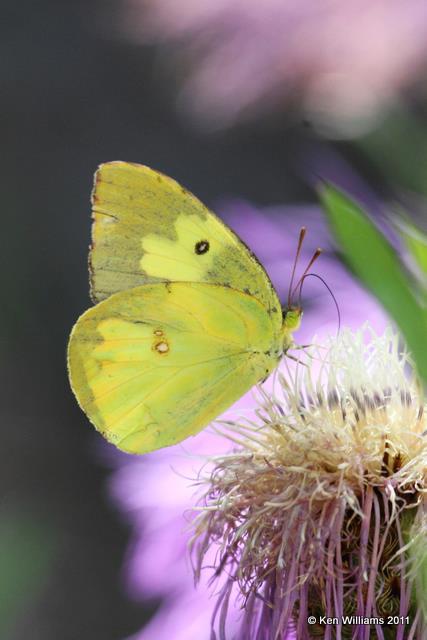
[288,227,307,308]
[291,247,322,302]
[298,272,341,335]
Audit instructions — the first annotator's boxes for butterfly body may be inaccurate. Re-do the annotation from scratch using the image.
[68,162,301,454]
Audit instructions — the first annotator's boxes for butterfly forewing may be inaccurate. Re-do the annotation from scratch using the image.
[90,162,280,314]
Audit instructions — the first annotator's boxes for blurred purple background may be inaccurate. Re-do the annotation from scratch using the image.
[3,1,427,639]
[124,0,427,136]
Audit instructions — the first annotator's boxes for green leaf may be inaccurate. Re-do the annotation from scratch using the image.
[396,216,427,277]
[319,183,427,384]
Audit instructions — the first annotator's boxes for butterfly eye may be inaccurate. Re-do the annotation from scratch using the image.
[282,307,302,331]
[195,240,210,255]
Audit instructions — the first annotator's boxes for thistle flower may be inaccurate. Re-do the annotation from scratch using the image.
[192,327,427,639]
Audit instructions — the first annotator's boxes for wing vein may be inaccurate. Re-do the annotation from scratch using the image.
[90,350,249,406]
[115,356,251,445]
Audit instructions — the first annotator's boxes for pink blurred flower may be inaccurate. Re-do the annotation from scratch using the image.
[109,201,388,639]
[122,0,427,134]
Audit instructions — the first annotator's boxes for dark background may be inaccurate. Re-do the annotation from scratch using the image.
[2,2,426,639]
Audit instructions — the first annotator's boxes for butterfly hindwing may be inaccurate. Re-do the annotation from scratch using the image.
[90,161,280,313]
[68,282,282,454]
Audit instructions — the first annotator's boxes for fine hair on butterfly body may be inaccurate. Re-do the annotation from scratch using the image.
[67,162,321,454]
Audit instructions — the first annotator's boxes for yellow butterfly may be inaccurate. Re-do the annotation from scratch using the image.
[68,161,312,454]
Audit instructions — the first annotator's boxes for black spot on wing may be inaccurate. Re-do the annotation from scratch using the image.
[195,240,210,255]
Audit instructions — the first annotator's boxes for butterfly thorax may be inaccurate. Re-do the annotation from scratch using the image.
[281,306,302,353]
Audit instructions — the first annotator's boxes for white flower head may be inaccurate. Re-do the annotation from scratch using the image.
[192,326,427,639]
